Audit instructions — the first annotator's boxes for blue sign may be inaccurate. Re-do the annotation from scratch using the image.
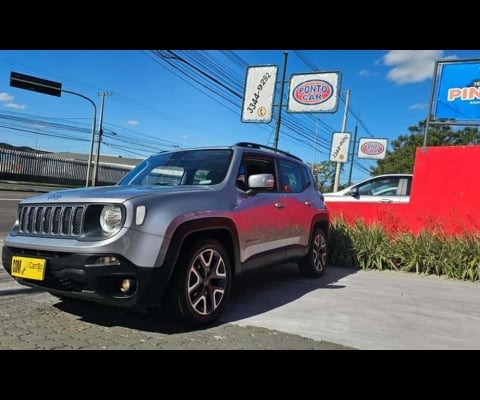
[435,61,480,121]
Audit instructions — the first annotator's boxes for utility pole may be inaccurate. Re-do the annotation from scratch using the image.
[92,92,112,186]
[312,117,319,173]
[311,118,320,187]
[273,51,288,150]
[348,125,358,186]
[333,89,351,191]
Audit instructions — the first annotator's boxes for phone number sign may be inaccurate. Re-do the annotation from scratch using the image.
[330,132,351,163]
[241,65,278,123]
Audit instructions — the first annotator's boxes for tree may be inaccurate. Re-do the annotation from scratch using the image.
[370,120,480,176]
[307,161,337,192]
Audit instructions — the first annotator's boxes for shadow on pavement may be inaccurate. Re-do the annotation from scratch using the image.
[53,263,357,333]
[0,287,44,296]
[221,263,357,323]
[52,299,195,334]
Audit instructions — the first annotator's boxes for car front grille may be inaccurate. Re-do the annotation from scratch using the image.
[19,204,86,238]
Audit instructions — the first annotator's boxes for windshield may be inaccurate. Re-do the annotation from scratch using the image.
[357,177,401,196]
[117,149,233,186]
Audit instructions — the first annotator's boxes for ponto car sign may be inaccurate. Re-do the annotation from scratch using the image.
[360,141,384,155]
[292,80,333,105]
[358,138,388,160]
[287,71,341,113]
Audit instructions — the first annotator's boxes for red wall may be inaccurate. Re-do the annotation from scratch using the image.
[325,145,480,236]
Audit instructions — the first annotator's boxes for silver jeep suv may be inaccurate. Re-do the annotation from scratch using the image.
[2,142,329,327]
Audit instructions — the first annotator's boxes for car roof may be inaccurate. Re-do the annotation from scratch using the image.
[151,142,304,163]
[353,173,412,184]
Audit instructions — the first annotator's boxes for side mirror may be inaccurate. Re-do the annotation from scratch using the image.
[348,187,359,197]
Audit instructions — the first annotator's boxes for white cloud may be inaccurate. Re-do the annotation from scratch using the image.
[180,134,189,140]
[4,102,26,110]
[126,120,139,126]
[1,92,26,109]
[382,50,454,84]
[0,92,14,102]
[409,103,427,110]
[359,69,379,77]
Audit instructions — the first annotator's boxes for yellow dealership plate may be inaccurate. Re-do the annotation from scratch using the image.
[11,256,46,281]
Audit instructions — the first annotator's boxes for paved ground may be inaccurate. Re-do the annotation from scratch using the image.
[2,235,480,350]
[0,239,348,350]
[0,272,348,350]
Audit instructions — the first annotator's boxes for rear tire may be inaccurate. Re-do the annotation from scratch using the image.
[299,227,327,278]
[166,238,232,328]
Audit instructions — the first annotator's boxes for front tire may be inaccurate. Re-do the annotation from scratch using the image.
[299,227,327,278]
[166,238,232,328]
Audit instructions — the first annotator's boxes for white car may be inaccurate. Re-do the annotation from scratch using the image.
[322,174,413,204]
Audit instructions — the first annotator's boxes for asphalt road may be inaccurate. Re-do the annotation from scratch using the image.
[0,190,37,234]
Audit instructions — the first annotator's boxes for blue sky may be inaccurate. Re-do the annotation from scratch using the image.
[1,49,479,184]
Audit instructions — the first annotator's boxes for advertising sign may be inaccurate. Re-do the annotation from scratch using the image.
[241,65,278,123]
[287,71,341,113]
[357,138,388,160]
[330,132,350,163]
[434,60,480,121]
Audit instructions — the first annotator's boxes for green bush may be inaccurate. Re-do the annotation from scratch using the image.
[328,216,480,282]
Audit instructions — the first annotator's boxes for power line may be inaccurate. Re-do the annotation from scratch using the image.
[2,50,378,180]
[150,50,371,179]
[293,50,320,71]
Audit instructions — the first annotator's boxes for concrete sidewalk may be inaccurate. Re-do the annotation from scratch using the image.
[221,263,480,349]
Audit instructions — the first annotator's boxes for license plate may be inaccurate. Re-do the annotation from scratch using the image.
[11,256,46,281]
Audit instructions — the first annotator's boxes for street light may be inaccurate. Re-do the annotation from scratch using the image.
[10,71,97,187]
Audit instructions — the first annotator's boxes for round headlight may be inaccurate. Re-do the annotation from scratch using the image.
[100,205,123,234]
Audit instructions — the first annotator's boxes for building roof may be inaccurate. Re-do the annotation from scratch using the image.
[51,152,143,166]
[0,143,144,167]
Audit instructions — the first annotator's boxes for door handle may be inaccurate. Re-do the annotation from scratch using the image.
[274,201,286,209]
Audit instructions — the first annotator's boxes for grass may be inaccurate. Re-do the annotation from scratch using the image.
[328,216,480,282]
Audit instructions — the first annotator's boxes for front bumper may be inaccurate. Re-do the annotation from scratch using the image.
[2,245,173,309]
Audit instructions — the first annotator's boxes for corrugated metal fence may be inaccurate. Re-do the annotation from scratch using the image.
[0,149,132,186]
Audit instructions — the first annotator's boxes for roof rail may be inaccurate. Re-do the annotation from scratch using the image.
[235,142,302,162]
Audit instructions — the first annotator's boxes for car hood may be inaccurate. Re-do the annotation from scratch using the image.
[20,185,213,204]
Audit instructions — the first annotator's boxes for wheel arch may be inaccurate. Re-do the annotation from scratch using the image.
[311,214,330,240]
[162,217,240,284]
